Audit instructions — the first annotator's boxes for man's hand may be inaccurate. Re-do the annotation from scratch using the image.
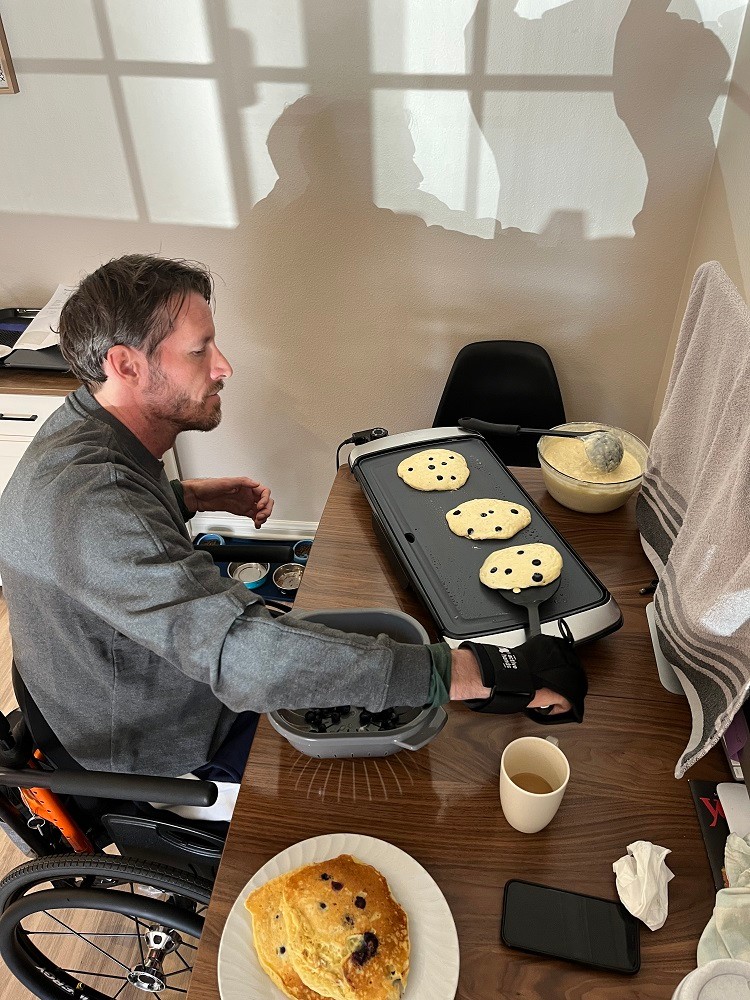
[449,648,572,715]
[181,477,274,529]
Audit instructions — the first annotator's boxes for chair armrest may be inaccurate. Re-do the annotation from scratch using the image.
[0,767,218,807]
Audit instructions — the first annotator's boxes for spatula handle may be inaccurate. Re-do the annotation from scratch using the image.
[526,600,542,638]
[458,417,581,439]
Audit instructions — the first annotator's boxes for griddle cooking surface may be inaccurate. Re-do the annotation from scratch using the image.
[353,435,607,640]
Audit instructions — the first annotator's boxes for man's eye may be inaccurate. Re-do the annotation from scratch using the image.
[191,349,205,356]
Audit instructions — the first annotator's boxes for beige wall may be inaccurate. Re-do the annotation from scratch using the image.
[651,2,750,430]
[0,1,746,523]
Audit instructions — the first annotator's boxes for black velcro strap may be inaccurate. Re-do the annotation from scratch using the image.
[459,641,534,715]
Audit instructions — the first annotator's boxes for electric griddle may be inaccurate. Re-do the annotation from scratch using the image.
[349,428,622,648]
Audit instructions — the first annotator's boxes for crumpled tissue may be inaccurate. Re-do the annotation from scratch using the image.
[613,840,674,930]
[697,833,750,965]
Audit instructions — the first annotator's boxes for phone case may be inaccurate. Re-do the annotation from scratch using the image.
[501,878,641,975]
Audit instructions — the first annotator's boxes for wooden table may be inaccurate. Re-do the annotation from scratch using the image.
[187,467,729,1000]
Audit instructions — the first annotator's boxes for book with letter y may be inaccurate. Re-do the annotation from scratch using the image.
[689,779,730,892]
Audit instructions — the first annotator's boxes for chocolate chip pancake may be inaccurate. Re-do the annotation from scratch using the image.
[280,854,409,1000]
[446,497,531,539]
[397,448,469,491]
[480,542,563,593]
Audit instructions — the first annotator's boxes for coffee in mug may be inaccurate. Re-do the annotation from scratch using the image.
[499,736,570,834]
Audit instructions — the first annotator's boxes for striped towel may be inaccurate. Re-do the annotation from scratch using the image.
[636,261,750,778]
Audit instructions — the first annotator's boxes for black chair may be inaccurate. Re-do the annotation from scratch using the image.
[433,340,566,467]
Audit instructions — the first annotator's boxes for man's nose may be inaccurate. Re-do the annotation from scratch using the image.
[210,346,233,380]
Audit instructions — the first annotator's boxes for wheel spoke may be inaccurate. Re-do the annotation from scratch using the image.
[173,949,192,972]
[37,912,131,971]
[128,885,147,965]
[29,931,140,938]
[62,970,128,982]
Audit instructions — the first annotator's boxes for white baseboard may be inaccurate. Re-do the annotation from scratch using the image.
[188,512,318,541]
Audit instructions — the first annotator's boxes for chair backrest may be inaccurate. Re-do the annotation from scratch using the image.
[12,662,83,772]
[433,340,566,467]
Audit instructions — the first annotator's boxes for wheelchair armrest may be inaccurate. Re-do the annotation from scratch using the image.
[0,766,218,807]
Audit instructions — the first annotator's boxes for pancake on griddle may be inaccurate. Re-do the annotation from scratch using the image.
[397,448,469,491]
[446,497,531,539]
[480,542,563,592]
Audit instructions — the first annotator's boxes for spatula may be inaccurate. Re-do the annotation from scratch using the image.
[458,417,624,473]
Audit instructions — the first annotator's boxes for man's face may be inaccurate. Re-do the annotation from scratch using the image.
[142,293,233,433]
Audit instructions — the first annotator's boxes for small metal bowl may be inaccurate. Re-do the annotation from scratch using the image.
[272,562,304,594]
[228,561,270,590]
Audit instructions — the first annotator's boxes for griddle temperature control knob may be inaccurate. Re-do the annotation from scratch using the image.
[351,426,389,445]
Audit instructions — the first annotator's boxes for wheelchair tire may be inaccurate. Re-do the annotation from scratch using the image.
[0,854,213,1000]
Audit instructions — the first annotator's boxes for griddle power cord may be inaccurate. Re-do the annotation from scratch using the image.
[336,427,389,471]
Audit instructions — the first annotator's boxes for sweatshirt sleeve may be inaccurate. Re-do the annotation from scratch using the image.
[38,462,435,714]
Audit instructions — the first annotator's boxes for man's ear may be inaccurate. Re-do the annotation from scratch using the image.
[103,345,148,385]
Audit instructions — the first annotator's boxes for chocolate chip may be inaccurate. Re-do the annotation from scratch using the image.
[517,550,524,555]
[505,568,512,575]
[449,455,455,459]
[441,461,447,465]
[511,508,518,514]
[481,512,487,517]
[452,510,461,516]
[450,476,456,480]
[344,914,355,927]
[321,873,330,881]
[428,464,435,470]
[354,896,366,909]
[495,526,501,531]
[351,932,379,966]
[319,902,327,909]
[490,567,497,573]
[489,509,494,514]
[467,528,474,535]
[279,946,286,954]
[332,881,343,891]
[407,467,413,472]
[275,913,280,920]
[437,475,443,480]
[532,572,543,582]
[532,559,541,566]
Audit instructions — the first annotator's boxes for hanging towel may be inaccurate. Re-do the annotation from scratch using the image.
[636,261,750,778]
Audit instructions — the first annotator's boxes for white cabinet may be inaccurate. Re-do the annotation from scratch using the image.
[0,393,66,497]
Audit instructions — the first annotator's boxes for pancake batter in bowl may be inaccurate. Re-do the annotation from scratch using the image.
[544,438,641,484]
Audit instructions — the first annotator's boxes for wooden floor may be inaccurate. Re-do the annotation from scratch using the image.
[0,591,198,1000]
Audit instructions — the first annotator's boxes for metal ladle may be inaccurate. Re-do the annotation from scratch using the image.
[458,418,624,474]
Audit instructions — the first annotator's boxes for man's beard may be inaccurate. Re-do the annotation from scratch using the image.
[144,364,224,433]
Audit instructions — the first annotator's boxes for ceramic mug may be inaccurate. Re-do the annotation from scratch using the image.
[499,736,570,834]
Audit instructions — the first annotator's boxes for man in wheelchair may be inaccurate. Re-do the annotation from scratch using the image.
[0,254,583,997]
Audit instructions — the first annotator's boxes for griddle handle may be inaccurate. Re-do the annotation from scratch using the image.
[458,418,522,436]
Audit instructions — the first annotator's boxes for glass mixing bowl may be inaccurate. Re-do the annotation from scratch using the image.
[537,421,648,514]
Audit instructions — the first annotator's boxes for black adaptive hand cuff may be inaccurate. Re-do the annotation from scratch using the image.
[459,641,535,714]
[462,633,588,723]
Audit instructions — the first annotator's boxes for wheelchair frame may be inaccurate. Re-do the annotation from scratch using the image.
[0,703,224,999]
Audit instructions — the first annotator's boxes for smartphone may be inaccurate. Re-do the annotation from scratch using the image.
[501,879,640,974]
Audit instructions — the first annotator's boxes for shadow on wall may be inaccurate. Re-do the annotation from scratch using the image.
[239,0,736,481]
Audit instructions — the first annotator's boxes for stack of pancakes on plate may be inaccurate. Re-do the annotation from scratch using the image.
[245,854,409,1000]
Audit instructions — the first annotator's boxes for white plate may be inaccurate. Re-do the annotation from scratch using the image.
[218,832,460,1000]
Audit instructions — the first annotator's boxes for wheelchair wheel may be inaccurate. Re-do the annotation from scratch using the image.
[0,854,213,1000]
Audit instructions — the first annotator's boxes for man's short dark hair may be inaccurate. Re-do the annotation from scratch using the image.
[58,254,214,390]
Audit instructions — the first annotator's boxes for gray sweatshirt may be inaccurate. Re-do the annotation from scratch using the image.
[0,387,432,776]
